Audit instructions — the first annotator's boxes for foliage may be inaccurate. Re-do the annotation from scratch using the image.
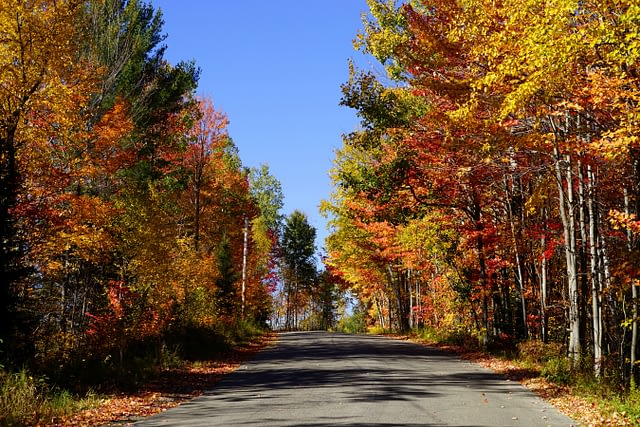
[249,164,285,235]
[610,379,640,425]
[325,0,640,398]
[338,309,367,334]
[0,0,282,403]
[279,211,317,329]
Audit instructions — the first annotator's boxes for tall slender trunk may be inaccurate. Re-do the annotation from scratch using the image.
[416,278,422,327]
[478,229,490,346]
[539,206,549,343]
[387,264,410,333]
[193,180,201,252]
[554,145,580,364]
[408,269,413,329]
[241,216,248,319]
[578,160,589,349]
[626,189,638,380]
[587,165,602,377]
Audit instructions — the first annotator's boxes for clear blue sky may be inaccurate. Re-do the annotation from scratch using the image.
[152,0,373,251]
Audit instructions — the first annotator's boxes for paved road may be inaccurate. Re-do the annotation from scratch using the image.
[135,331,578,426]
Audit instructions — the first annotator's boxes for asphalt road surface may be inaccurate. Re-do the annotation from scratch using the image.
[134,331,579,426]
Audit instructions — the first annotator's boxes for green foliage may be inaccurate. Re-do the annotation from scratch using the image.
[366,325,389,335]
[0,370,44,426]
[518,341,565,366]
[541,356,572,385]
[610,379,640,425]
[416,326,448,343]
[216,236,240,317]
[356,0,411,79]
[338,309,367,334]
[166,318,264,361]
[249,164,285,235]
[341,68,422,135]
[517,341,572,385]
[280,211,318,329]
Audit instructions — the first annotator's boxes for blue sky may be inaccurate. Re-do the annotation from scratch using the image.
[152,1,373,251]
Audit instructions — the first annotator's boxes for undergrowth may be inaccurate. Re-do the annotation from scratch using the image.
[0,370,99,427]
[1,320,267,426]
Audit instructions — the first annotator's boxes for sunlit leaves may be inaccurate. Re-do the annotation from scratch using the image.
[329,0,640,364]
[1,0,277,377]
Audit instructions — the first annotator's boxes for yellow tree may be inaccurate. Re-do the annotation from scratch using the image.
[0,0,92,349]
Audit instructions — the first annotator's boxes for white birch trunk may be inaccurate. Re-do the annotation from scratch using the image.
[587,165,602,377]
[553,144,580,364]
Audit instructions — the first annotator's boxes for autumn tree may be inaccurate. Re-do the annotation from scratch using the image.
[0,0,95,357]
[248,164,284,322]
[327,0,640,386]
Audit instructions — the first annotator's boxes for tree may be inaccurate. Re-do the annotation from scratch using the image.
[215,236,239,318]
[247,163,284,322]
[0,0,93,355]
[280,211,317,330]
[326,0,640,386]
[249,164,285,236]
[183,97,229,252]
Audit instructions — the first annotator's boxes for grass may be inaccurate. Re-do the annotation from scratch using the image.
[0,370,100,426]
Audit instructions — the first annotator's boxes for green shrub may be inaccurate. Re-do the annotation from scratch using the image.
[517,340,565,366]
[623,379,640,424]
[541,356,571,385]
[226,318,264,347]
[604,379,640,425]
[417,326,445,343]
[366,325,388,335]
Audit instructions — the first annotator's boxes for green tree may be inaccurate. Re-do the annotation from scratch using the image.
[249,164,284,236]
[215,236,239,318]
[315,270,342,331]
[281,211,317,330]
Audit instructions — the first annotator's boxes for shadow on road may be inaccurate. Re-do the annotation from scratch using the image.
[210,331,528,403]
[135,332,577,427]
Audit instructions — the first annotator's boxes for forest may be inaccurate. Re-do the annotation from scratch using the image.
[0,1,344,419]
[324,0,640,393]
[4,0,640,424]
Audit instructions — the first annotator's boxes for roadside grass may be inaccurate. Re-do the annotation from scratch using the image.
[0,370,101,427]
[1,320,272,427]
[405,327,639,426]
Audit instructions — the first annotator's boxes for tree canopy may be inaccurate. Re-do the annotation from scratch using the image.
[0,0,283,385]
[324,0,640,385]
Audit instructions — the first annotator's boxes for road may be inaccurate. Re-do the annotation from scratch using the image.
[134,331,578,426]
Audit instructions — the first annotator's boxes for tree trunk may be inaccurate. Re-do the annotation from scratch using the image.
[578,161,589,352]
[553,145,581,365]
[626,189,638,380]
[505,175,529,339]
[587,165,602,377]
[540,206,549,343]
[241,216,248,319]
